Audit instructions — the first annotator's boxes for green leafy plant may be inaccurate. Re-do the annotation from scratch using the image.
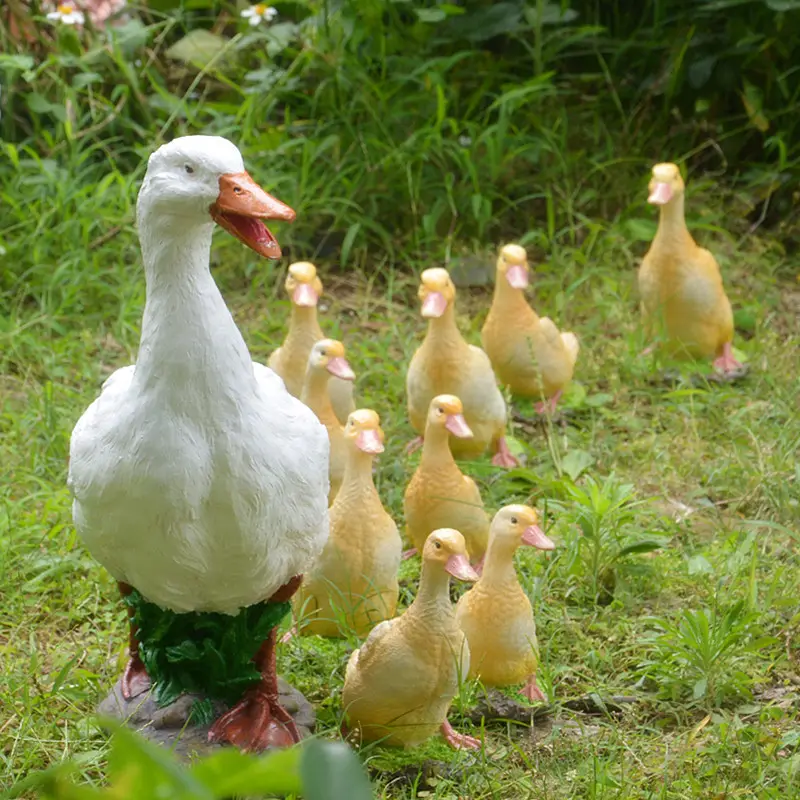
[6,723,374,799]
[640,599,778,709]
[553,474,667,604]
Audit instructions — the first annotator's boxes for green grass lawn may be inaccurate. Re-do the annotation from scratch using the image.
[1,170,799,798]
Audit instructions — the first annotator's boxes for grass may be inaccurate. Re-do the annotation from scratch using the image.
[1,142,799,798]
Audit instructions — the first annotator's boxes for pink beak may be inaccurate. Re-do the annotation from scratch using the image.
[648,182,673,205]
[355,428,384,455]
[445,553,479,582]
[293,283,318,307]
[521,524,555,550]
[505,264,529,289]
[445,413,473,439]
[421,291,447,318]
[326,356,355,381]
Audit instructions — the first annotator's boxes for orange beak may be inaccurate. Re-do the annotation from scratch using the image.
[209,172,296,260]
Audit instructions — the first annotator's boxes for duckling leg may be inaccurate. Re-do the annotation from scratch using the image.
[405,436,423,455]
[208,576,304,753]
[520,675,547,703]
[402,547,418,560]
[117,581,151,700]
[440,719,481,750]
[535,390,562,415]
[712,342,743,375]
[491,436,519,468]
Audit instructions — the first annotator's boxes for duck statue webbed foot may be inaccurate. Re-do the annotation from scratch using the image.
[208,630,300,753]
[440,719,481,751]
[712,342,743,376]
[491,436,519,468]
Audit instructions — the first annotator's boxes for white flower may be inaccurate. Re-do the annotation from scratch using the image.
[240,4,278,26]
[46,2,86,25]
[458,135,472,147]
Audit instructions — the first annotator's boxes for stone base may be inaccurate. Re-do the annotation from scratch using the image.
[97,676,315,761]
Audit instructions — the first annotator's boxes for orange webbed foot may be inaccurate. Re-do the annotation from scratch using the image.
[120,656,151,701]
[440,719,481,750]
[492,437,519,468]
[208,689,300,753]
[520,676,547,703]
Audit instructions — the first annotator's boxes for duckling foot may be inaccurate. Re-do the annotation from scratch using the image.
[535,390,562,415]
[120,655,151,701]
[207,687,299,752]
[405,436,423,455]
[402,547,418,560]
[491,437,519,468]
[279,626,297,644]
[712,343,743,376]
[440,719,481,750]
[520,676,547,703]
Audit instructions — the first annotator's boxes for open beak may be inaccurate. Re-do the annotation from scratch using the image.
[647,182,673,205]
[521,524,555,550]
[293,283,319,307]
[355,428,384,455]
[421,291,447,318]
[505,264,529,289]
[326,356,355,381]
[445,553,479,582]
[445,413,473,439]
[210,172,296,260]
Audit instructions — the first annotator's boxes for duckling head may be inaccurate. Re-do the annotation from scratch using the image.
[345,408,385,455]
[424,528,479,582]
[497,244,529,289]
[286,261,323,307]
[492,504,555,551]
[418,268,456,318]
[428,394,473,439]
[648,162,685,206]
[308,339,356,381]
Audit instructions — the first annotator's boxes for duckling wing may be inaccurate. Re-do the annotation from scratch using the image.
[463,345,507,425]
[349,619,397,674]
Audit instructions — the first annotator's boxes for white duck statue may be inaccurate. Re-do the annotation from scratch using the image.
[68,136,330,753]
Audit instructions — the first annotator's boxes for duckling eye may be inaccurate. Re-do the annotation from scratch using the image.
[319,349,326,356]
[184,164,194,174]
[436,407,443,414]
[510,516,518,524]
[434,541,442,549]
[233,185,242,194]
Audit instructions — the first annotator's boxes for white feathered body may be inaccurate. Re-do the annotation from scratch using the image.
[69,219,330,616]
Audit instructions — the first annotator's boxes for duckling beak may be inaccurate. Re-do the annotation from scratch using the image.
[326,356,355,381]
[293,283,318,307]
[421,291,447,318]
[445,553,479,582]
[210,172,296,260]
[355,428,384,454]
[445,413,473,439]
[521,524,555,550]
[647,182,673,205]
[505,264,529,289]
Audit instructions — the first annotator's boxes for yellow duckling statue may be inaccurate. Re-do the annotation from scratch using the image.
[342,528,481,750]
[456,505,555,702]
[300,339,355,502]
[482,244,579,414]
[403,395,490,566]
[639,163,742,374]
[406,267,518,467]
[269,261,356,424]
[290,409,401,638]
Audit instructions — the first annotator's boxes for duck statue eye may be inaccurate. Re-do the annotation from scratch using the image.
[184,164,194,174]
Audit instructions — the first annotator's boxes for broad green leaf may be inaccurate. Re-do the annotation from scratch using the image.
[0,54,35,71]
[300,740,374,800]
[687,554,713,575]
[415,8,447,22]
[189,746,302,797]
[617,539,667,557]
[692,677,708,699]
[559,449,594,482]
[166,30,230,68]
[264,22,298,58]
[623,218,657,241]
